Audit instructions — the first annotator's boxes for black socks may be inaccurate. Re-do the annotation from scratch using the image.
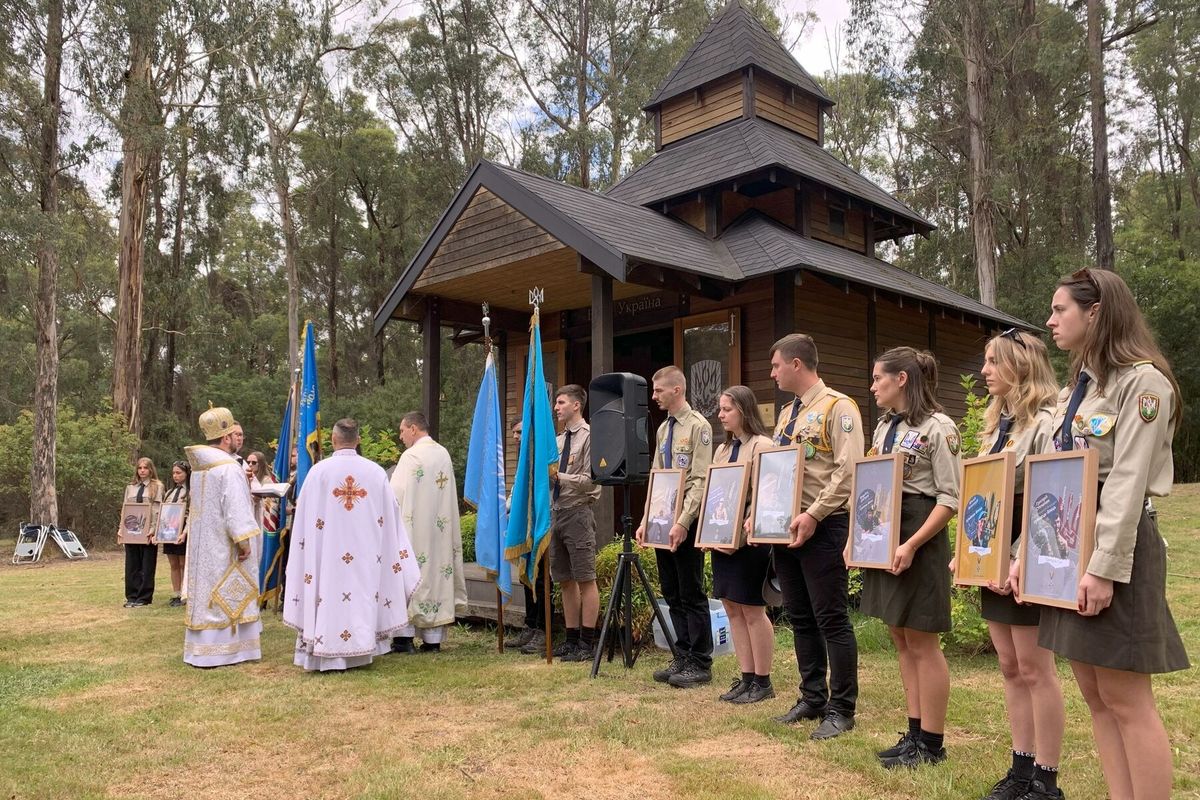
[1013,750,1036,778]
[907,717,921,737]
[581,626,596,646]
[754,673,771,688]
[740,671,754,684]
[1034,763,1059,791]
[919,729,944,752]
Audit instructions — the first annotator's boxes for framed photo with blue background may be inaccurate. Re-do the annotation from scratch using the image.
[695,462,749,549]
[953,451,1016,587]
[1017,449,1099,609]
[847,453,903,569]
[643,469,685,550]
[747,445,804,545]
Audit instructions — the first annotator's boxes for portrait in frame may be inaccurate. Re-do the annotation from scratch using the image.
[643,469,684,550]
[1017,449,1099,609]
[953,451,1016,587]
[118,501,154,545]
[696,462,750,549]
[155,501,187,545]
[847,453,903,569]
[747,445,805,545]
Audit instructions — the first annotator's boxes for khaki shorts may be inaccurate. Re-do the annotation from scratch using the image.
[549,504,597,582]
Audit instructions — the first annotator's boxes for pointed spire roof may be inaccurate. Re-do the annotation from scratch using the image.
[644,0,833,111]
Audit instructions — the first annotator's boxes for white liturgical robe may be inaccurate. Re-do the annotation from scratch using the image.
[183,444,263,668]
[284,448,421,671]
[389,436,467,633]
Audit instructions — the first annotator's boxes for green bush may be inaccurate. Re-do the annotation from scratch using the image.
[460,512,477,563]
[0,406,140,546]
[314,425,400,468]
[595,540,662,641]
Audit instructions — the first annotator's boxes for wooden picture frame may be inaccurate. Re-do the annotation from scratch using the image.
[747,445,805,544]
[118,501,154,545]
[695,462,750,549]
[155,501,187,545]
[643,469,685,550]
[1017,449,1099,609]
[847,453,903,569]
[953,451,1016,587]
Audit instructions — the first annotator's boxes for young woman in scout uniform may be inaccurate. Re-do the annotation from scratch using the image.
[122,457,164,608]
[709,386,775,704]
[1015,268,1188,800]
[858,346,960,768]
[966,331,1066,800]
[162,460,191,607]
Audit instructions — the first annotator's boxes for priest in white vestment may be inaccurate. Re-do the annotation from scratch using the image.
[389,412,467,653]
[284,418,421,671]
[183,407,263,668]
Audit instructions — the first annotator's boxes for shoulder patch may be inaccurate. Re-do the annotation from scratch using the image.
[840,414,854,433]
[1138,393,1160,423]
[947,431,961,456]
[700,429,711,446]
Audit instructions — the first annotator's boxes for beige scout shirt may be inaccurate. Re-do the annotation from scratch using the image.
[773,380,865,521]
[552,419,600,510]
[869,411,961,509]
[1052,362,1175,583]
[641,402,714,530]
[977,407,1056,488]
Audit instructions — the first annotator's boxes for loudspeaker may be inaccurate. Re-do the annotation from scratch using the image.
[589,372,650,485]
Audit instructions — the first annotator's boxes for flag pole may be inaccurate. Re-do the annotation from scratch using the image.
[483,303,505,655]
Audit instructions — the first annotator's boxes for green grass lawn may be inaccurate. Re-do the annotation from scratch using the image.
[2,487,1197,800]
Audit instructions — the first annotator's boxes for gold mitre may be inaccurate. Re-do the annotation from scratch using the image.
[199,405,237,440]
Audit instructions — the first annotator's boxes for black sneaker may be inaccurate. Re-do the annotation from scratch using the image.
[1016,780,1064,800]
[505,627,535,649]
[518,629,547,655]
[653,657,687,683]
[876,731,916,759]
[729,682,775,704]
[719,678,752,702]
[560,641,596,662]
[168,597,184,608]
[418,642,441,653]
[810,710,855,740]
[981,770,1031,800]
[551,638,578,658]
[667,662,712,688]
[880,737,946,769]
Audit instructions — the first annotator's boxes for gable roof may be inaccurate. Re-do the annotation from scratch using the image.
[644,0,832,110]
[719,212,1024,327]
[606,117,934,232]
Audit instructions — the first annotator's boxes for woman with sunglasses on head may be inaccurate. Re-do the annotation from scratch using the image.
[858,346,960,769]
[162,460,191,607]
[246,451,279,536]
[1015,269,1187,800]
[968,330,1066,800]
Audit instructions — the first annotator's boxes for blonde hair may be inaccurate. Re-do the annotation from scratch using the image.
[130,457,159,485]
[982,332,1058,434]
[652,365,686,389]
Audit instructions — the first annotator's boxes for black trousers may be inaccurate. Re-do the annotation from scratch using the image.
[773,513,858,715]
[654,524,712,669]
[523,558,551,631]
[124,543,158,603]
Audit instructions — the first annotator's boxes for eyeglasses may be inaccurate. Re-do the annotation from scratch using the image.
[999,328,1028,349]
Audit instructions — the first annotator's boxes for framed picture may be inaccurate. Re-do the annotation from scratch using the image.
[1017,449,1099,609]
[695,462,749,549]
[847,453,903,569]
[747,445,805,544]
[155,501,187,544]
[643,469,684,550]
[953,452,1016,587]
[118,501,154,545]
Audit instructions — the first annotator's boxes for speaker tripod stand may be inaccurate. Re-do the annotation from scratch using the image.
[590,488,679,678]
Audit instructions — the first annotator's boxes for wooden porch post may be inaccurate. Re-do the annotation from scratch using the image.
[866,296,878,431]
[590,272,616,544]
[422,296,441,439]
[773,270,796,412]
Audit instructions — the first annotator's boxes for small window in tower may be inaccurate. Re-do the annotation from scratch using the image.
[829,207,846,237]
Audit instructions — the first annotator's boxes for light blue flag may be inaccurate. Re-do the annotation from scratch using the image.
[504,309,559,587]
[259,387,294,601]
[465,350,511,596]
[295,321,321,492]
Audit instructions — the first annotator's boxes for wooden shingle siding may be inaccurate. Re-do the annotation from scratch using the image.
[797,282,871,413]
[754,73,820,141]
[807,194,867,253]
[934,315,989,423]
[660,74,744,145]
[417,186,563,288]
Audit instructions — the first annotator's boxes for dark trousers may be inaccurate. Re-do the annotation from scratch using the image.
[774,513,858,715]
[654,525,712,669]
[523,558,551,631]
[124,543,158,603]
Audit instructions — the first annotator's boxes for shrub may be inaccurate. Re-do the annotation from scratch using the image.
[460,512,477,563]
[594,540,662,641]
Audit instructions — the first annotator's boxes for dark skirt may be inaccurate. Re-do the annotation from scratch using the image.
[711,543,771,606]
[860,495,952,633]
[981,493,1041,627]
[161,542,187,556]
[1039,508,1189,674]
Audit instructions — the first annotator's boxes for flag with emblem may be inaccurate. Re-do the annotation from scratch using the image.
[504,306,559,587]
[259,383,295,604]
[296,320,322,492]
[465,348,511,596]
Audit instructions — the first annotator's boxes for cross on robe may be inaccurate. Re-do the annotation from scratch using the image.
[333,476,368,510]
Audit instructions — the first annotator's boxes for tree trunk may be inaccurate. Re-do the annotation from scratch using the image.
[31,0,64,526]
[1087,0,1115,270]
[328,202,339,396]
[965,1,997,306]
[575,0,591,188]
[269,131,301,376]
[165,134,189,411]
[112,20,159,435]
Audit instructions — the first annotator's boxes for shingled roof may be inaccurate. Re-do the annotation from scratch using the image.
[606,118,934,232]
[644,0,833,110]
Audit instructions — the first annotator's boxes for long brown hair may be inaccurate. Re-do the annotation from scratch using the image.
[983,331,1058,434]
[720,385,771,439]
[130,456,159,485]
[875,346,943,425]
[248,451,271,483]
[1058,269,1182,427]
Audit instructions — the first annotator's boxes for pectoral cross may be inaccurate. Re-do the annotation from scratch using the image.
[436,471,448,489]
[333,475,368,510]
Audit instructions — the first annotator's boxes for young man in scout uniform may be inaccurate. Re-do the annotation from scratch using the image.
[769,334,864,739]
[548,385,602,661]
[635,366,715,688]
